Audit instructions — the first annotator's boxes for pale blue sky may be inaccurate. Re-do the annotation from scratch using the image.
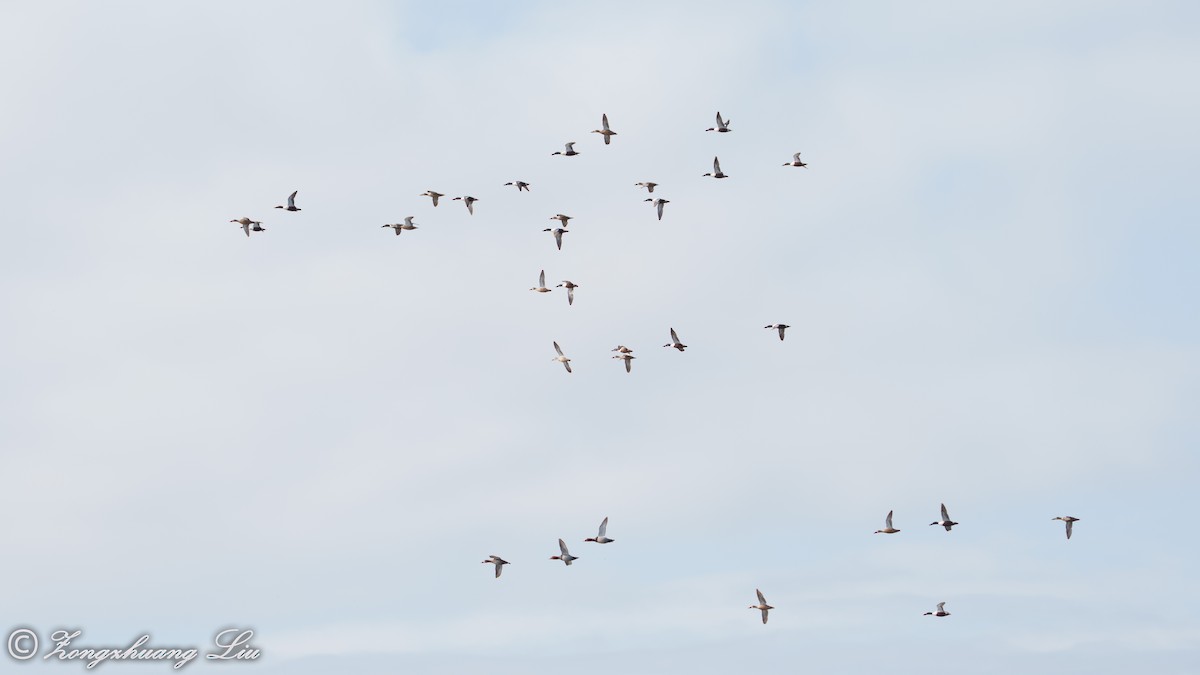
[1,1,1198,673]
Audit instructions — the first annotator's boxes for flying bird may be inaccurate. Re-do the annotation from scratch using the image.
[612,353,635,373]
[663,327,687,352]
[924,602,951,617]
[705,111,731,133]
[1053,516,1080,540]
[783,152,808,168]
[703,156,727,178]
[930,503,958,531]
[552,341,572,373]
[764,324,790,340]
[556,280,578,305]
[274,190,301,211]
[481,555,510,579]
[611,345,634,354]
[419,190,444,207]
[550,538,578,565]
[645,198,669,221]
[552,142,580,156]
[230,217,262,237]
[382,216,418,235]
[504,181,531,191]
[874,510,900,534]
[549,214,573,227]
[543,227,568,251]
[749,589,773,624]
[584,516,615,543]
[453,195,478,215]
[530,269,552,293]
[635,182,658,193]
[591,113,617,145]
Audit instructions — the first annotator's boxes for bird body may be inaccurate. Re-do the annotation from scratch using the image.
[556,280,578,305]
[645,198,669,221]
[552,341,572,373]
[930,503,958,531]
[1053,516,1080,540]
[550,538,578,565]
[530,269,552,293]
[924,602,950,617]
[703,156,727,178]
[481,555,510,578]
[749,589,773,624]
[584,516,615,543]
[453,195,478,215]
[874,510,900,534]
[274,190,301,211]
[552,142,579,156]
[783,152,808,167]
[543,227,568,250]
[765,324,790,340]
[664,327,687,352]
[591,113,617,144]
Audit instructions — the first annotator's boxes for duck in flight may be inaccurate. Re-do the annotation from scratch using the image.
[584,517,615,543]
[543,227,568,251]
[930,503,958,531]
[550,214,572,227]
[419,190,444,207]
[705,111,731,133]
[481,555,510,579]
[703,156,728,178]
[783,152,808,168]
[504,181,531,192]
[453,195,478,215]
[765,324,790,340]
[924,602,950,617]
[749,589,773,624]
[664,327,687,352]
[230,217,262,237]
[645,198,669,221]
[591,113,617,145]
[635,182,658,193]
[382,216,418,235]
[556,280,578,305]
[550,538,578,565]
[612,353,635,373]
[1053,516,1080,540]
[552,342,572,373]
[552,142,580,156]
[274,190,301,211]
[530,269,552,293]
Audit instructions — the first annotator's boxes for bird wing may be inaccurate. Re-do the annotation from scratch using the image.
[554,341,564,357]
[885,511,894,529]
[794,152,802,162]
[567,287,574,305]
[656,201,664,219]
[716,111,725,127]
[565,142,575,152]
[598,517,608,537]
[936,602,946,612]
[564,361,572,373]
[287,190,297,208]
[761,609,769,624]
[539,269,545,288]
[602,113,610,131]
[757,589,767,605]
[778,326,786,340]
[625,357,631,372]
[559,538,570,556]
[1066,521,1073,539]
[670,328,679,343]
[941,503,950,521]
[714,156,721,173]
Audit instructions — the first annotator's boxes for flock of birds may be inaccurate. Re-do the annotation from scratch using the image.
[228,111,1082,625]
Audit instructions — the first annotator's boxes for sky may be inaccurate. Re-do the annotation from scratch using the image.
[1,1,1198,673]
